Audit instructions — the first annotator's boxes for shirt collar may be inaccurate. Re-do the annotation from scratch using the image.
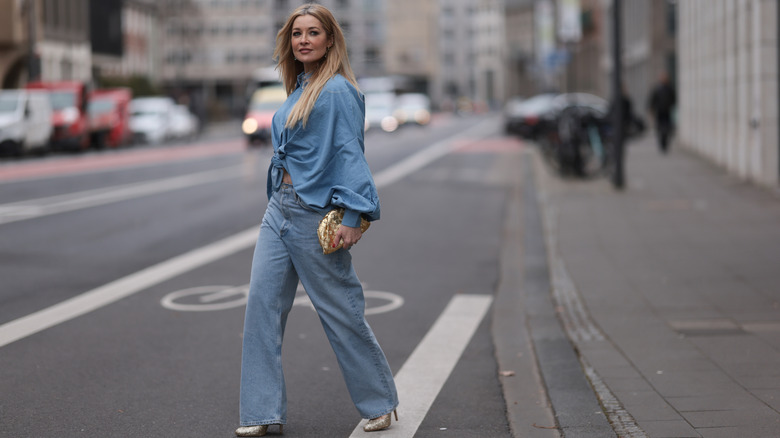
[296,71,312,89]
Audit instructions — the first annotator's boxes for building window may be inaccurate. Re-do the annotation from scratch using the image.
[364,47,379,63]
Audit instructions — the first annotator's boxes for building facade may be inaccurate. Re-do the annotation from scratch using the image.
[504,0,535,99]
[474,0,506,108]
[383,0,438,91]
[677,0,779,188]
[0,0,31,88]
[38,0,91,82]
[93,0,160,83]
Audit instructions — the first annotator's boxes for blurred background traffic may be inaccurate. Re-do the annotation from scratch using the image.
[0,0,778,190]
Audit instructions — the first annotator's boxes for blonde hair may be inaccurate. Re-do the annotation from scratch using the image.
[274,3,359,128]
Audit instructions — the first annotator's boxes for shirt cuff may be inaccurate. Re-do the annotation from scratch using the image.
[341,209,362,228]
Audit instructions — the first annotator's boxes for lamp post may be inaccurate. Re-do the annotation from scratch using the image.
[611,0,625,189]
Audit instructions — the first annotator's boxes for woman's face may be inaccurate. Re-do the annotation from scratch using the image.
[291,14,332,73]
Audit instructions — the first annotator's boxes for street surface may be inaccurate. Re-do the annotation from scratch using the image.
[0,114,531,437]
[6,112,780,438]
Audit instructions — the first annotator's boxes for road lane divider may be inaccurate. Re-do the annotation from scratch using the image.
[373,117,498,188]
[0,227,260,348]
[0,166,242,225]
[349,294,493,438]
[0,118,498,348]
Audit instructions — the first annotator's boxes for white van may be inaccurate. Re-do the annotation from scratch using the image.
[0,89,53,155]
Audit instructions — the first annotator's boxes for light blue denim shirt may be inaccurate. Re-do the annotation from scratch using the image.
[267,73,380,228]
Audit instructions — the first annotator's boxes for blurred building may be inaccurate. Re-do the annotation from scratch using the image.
[38,0,92,82]
[272,0,386,79]
[677,0,779,188]
[155,0,387,120]
[610,0,676,116]
[0,0,32,88]
[92,0,160,84]
[504,0,535,99]
[433,0,478,110]
[474,0,506,109]
[383,0,438,94]
[157,0,272,120]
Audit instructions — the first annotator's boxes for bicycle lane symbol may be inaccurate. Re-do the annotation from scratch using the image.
[160,283,404,315]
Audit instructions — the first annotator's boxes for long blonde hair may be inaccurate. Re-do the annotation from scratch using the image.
[274,3,359,128]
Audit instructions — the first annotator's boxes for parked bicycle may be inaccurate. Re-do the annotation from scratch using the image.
[536,93,612,178]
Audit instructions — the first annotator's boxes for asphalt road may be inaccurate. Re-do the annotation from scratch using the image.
[0,113,525,437]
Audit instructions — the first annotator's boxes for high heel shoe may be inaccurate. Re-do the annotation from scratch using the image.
[363,410,398,432]
[235,424,283,437]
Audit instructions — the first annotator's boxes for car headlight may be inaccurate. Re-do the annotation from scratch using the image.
[62,107,79,125]
[380,116,398,133]
[242,118,258,135]
[393,110,408,124]
[414,109,431,125]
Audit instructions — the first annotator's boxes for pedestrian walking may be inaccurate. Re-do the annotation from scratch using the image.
[647,72,677,153]
[236,3,399,437]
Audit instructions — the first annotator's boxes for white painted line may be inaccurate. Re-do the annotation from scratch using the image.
[0,166,242,225]
[0,120,497,348]
[0,227,259,348]
[349,294,493,438]
[372,118,497,188]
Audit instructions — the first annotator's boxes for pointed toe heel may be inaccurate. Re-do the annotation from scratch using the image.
[236,424,283,437]
[363,409,398,432]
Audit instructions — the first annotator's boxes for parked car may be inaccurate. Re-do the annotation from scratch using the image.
[242,85,286,146]
[169,105,200,141]
[0,89,53,156]
[393,93,432,127]
[129,97,176,144]
[503,93,557,139]
[26,80,90,151]
[88,88,132,149]
[364,92,398,133]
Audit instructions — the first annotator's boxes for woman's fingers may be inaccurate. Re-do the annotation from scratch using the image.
[335,225,362,249]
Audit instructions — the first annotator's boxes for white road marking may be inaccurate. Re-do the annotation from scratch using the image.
[349,294,494,438]
[372,118,497,188]
[159,284,404,315]
[0,166,241,225]
[0,227,259,348]
[0,120,494,347]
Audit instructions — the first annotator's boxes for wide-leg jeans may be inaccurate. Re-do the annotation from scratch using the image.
[239,184,398,426]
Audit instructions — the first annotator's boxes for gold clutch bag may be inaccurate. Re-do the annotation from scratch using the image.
[317,208,370,254]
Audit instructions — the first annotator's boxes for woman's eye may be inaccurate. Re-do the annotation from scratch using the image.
[292,31,301,37]
[310,31,319,36]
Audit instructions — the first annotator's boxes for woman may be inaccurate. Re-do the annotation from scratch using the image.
[236,4,399,437]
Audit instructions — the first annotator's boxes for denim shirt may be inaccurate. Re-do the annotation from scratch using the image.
[267,73,380,228]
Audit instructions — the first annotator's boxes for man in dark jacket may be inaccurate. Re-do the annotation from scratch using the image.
[648,72,677,153]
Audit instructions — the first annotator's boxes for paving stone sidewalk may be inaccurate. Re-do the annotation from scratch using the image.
[534,134,780,437]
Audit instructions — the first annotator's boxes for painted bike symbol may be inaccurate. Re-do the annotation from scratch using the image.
[161,283,403,315]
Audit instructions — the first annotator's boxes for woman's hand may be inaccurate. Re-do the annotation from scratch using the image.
[334,224,362,250]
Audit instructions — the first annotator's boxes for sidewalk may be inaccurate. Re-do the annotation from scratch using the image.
[531,134,780,437]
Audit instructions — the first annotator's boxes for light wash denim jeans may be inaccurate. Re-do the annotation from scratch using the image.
[239,184,398,426]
